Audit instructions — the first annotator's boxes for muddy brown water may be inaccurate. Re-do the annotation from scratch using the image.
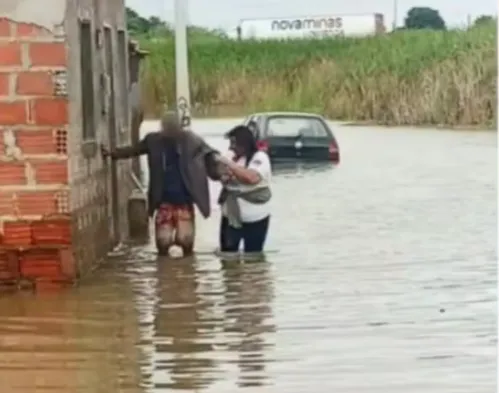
[0,120,496,392]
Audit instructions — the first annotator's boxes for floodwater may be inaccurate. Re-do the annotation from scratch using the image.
[0,120,496,393]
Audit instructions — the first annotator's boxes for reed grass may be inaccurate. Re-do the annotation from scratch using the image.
[139,24,496,127]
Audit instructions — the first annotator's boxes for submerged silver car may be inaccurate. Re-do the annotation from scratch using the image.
[241,112,340,163]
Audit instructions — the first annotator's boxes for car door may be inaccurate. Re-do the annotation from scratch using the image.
[299,119,334,160]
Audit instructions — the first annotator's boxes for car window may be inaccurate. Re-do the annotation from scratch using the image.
[240,116,261,138]
[266,116,331,138]
[245,117,260,138]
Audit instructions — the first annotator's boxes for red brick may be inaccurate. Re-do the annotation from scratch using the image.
[59,248,75,277]
[0,251,20,281]
[0,162,26,185]
[19,190,58,215]
[3,220,32,246]
[0,192,14,215]
[32,160,68,184]
[14,129,56,155]
[22,262,61,278]
[0,42,22,66]
[0,73,9,96]
[0,190,57,216]
[0,101,28,125]
[0,18,11,37]
[16,71,53,96]
[32,218,71,245]
[15,22,51,38]
[28,42,66,67]
[21,261,61,278]
[30,98,68,125]
[20,249,61,278]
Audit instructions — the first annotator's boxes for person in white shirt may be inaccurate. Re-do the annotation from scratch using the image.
[217,125,272,253]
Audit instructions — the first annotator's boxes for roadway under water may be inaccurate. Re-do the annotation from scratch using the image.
[0,120,496,392]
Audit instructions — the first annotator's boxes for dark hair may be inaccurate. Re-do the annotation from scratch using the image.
[226,125,258,165]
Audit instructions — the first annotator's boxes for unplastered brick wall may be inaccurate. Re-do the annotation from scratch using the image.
[0,0,136,290]
[0,18,70,225]
[0,16,75,289]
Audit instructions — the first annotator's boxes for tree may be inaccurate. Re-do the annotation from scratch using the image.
[404,7,446,30]
[126,7,169,36]
[473,15,495,27]
[125,6,228,41]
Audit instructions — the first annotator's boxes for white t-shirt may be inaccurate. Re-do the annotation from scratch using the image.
[223,150,272,223]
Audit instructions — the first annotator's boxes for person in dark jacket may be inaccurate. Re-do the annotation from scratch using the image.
[102,111,223,256]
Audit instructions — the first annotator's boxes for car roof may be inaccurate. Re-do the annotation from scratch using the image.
[249,111,325,119]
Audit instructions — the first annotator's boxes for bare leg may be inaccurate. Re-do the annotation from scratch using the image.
[156,224,175,256]
[175,207,195,256]
[155,204,175,255]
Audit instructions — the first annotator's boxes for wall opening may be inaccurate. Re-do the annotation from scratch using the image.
[117,30,129,128]
[79,20,96,141]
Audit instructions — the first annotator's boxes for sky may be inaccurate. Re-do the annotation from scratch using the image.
[125,0,497,32]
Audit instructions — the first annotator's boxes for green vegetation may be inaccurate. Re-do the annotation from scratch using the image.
[126,7,227,41]
[403,7,446,30]
[472,14,497,28]
[135,18,496,127]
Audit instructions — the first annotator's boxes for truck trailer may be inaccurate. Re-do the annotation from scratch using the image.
[236,13,386,40]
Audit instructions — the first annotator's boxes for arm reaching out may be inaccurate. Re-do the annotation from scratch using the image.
[187,131,225,181]
[218,152,269,185]
[102,135,149,160]
[204,151,226,181]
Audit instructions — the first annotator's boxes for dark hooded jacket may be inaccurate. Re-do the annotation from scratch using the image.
[111,130,221,217]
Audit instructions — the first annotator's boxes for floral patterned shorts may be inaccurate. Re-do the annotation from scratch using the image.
[155,203,194,228]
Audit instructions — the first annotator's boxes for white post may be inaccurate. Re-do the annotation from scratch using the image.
[173,0,192,130]
[392,0,398,30]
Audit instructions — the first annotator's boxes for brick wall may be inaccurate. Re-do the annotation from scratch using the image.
[0,14,73,290]
[0,0,136,290]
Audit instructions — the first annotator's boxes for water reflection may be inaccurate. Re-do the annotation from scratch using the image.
[221,260,275,388]
[0,273,142,393]
[139,256,275,391]
[271,161,336,176]
[0,122,495,393]
[153,257,218,390]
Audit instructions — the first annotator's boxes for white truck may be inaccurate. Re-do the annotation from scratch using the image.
[236,13,386,40]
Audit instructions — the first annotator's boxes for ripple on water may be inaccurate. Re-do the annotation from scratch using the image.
[0,123,496,392]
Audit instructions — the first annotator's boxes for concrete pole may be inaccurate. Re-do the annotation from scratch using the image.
[392,0,398,30]
[174,0,192,129]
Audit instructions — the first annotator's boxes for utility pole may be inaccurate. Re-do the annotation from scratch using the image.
[173,0,192,129]
[392,0,398,30]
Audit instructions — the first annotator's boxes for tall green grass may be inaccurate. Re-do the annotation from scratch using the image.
[139,24,496,126]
